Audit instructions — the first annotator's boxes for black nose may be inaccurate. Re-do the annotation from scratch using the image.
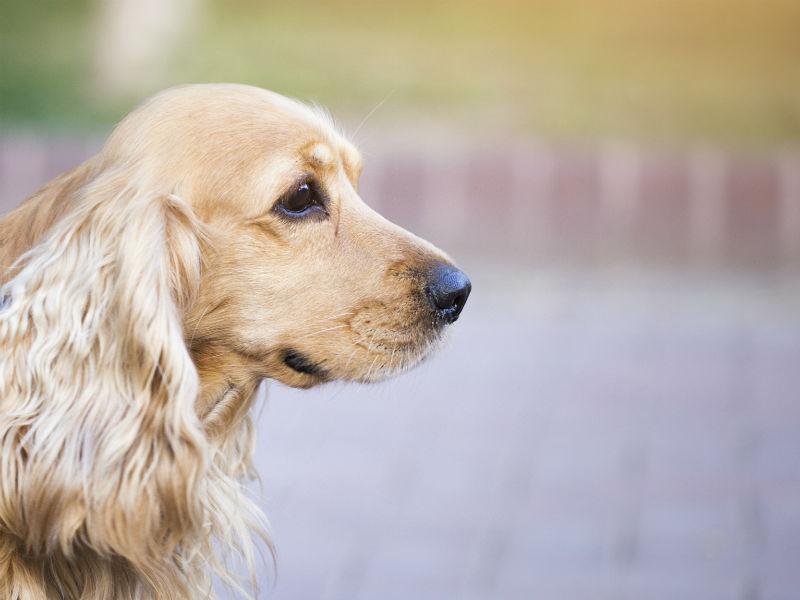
[427,264,471,324]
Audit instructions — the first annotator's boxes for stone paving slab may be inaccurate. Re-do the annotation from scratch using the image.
[233,266,800,599]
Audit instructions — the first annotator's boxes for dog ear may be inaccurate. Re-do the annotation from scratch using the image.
[0,166,208,584]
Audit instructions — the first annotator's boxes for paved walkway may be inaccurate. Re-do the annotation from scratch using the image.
[241,265,800,600]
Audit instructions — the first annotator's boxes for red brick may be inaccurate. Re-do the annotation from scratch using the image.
[726,155,780,265]
[549,147,602,258]
[635,152,691,262]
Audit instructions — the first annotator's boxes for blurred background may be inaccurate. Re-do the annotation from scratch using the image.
[2,1,800,598]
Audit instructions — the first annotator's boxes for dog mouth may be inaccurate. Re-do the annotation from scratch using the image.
[277,299,445,386]
[282,348,328,378]
[280,331,435,385]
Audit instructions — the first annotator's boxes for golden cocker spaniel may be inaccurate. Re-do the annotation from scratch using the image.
[0,84,470,599]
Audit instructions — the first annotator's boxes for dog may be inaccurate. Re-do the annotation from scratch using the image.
[0,84,470,598]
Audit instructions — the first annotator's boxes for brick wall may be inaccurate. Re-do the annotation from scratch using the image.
[1,135,798,268]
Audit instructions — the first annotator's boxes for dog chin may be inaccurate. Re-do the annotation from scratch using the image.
[354,342,440,384]
[277,325,443,387]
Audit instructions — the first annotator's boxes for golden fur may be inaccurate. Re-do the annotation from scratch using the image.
[0,84,460,598]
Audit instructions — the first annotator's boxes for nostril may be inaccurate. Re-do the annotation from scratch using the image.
[427,264,472,323]
[451,283,470,312]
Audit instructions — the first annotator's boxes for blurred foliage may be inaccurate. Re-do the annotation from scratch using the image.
[1,0,800,144]
[0,0,95,127]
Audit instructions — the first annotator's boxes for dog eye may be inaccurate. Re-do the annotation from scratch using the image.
[280,182,317,215]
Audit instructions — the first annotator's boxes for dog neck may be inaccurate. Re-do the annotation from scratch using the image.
[193,345,262,439]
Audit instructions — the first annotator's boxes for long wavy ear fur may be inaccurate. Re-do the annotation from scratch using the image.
[0,167,208,595]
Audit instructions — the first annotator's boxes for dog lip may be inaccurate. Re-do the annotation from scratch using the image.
[282,348,327,377]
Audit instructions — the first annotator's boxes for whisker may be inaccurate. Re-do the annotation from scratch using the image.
[352,90,396,139]
[188,303,213,345]
[317,311,356,324]
[294,323,349,342]
[339,345,361,378]
[364,354,380,382]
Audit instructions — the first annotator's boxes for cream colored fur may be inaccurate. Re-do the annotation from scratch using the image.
[0,84,454,598]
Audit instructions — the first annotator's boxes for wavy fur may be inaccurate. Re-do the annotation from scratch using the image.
[0,167,265,598]
[0,84,459,598]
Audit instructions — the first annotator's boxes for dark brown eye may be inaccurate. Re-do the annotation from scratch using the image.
[281,182,315,214]
[275,179,330,220]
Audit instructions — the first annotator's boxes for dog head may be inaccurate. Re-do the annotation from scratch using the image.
[105,84,470,393]
[0,84,469,594]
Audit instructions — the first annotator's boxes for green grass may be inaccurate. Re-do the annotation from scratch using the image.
[2,0,799,145]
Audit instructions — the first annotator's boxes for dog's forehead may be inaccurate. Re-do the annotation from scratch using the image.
[255,91,362,177]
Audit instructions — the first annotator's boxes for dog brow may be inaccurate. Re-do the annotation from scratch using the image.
[306,143,334,168]
[340,144,363,183]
